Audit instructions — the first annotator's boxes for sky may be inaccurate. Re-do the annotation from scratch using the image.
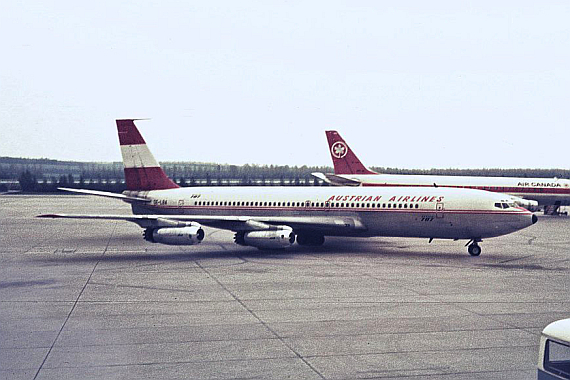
[1,1,569,169]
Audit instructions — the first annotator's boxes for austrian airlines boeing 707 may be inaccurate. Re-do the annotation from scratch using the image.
[314,130,570,214]
[39,120,537,256]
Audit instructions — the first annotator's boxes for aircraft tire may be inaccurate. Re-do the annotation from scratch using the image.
[297,233,325,246]
[468,244,482,256]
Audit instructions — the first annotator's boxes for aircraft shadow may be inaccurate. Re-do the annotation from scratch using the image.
[30,237,484,265]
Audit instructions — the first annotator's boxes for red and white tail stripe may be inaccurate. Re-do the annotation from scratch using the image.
[325,131,377,175]
[117,119,179,191]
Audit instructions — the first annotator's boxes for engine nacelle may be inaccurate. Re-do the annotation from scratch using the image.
[144,226,205,245]
[236,228,296,249]
[510,196,540,212]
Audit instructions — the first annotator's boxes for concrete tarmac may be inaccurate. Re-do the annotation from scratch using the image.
[1,194,570,379]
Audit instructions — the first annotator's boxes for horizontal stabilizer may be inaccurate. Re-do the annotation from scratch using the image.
[311,172,362,187]
[57,187,150,203]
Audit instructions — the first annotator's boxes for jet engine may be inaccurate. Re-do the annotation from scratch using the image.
[234,228,296,249]
[144,226,205,245]
[510,196,540,212]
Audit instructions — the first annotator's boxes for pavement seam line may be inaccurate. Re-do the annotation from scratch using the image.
[32,222,117,380]
[193,259,327,380]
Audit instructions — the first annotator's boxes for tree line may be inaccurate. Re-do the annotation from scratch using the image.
[3,156,570,193]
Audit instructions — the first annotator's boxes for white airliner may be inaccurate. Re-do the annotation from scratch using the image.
[314,131,570,213]
[38,120,537,256]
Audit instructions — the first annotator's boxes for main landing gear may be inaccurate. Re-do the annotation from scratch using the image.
[296,233,325,246]
[465,239,482,256]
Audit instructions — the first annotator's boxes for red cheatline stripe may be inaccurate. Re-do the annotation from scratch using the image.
[116,120,146,145]
[143,204,531,215]
[361,183,570,195]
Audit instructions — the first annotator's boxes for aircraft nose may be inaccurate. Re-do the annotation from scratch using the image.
[532,214,538,225]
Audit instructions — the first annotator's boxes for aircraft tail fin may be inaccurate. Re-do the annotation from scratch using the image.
[325,131,377,175]
[117,119,179,191]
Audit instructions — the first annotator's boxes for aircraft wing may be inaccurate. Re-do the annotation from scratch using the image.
[311,172,362,187]
[37,213,367,234]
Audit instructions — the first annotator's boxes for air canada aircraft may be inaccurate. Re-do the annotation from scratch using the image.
[314,130,570,214]
[39,120,537,256]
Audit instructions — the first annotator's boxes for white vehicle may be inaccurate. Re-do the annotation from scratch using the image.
[39,120,537,256]
[314,130,570,213]
[538,318,570,379]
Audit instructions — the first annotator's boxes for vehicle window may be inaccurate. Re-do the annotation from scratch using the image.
[545,340,570,378]
[494,203,502,208]
[502,203,509,209]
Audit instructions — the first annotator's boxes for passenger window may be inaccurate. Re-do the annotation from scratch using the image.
[404,204,408,208]
[388,204,391,208]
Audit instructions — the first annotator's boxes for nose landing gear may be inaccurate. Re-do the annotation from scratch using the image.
[466,239,482,256]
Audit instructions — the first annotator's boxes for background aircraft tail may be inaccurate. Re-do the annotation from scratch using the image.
[325,131,377,175]
[117,119,179,191]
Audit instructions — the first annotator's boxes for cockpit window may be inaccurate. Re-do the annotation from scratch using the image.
[544,339,570,378]
[494,203,502,209]
[502,203,509,209]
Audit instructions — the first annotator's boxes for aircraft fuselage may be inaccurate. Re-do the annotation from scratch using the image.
[126,186,534,240]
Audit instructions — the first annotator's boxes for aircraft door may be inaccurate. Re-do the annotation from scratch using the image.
[436,203,444,218]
